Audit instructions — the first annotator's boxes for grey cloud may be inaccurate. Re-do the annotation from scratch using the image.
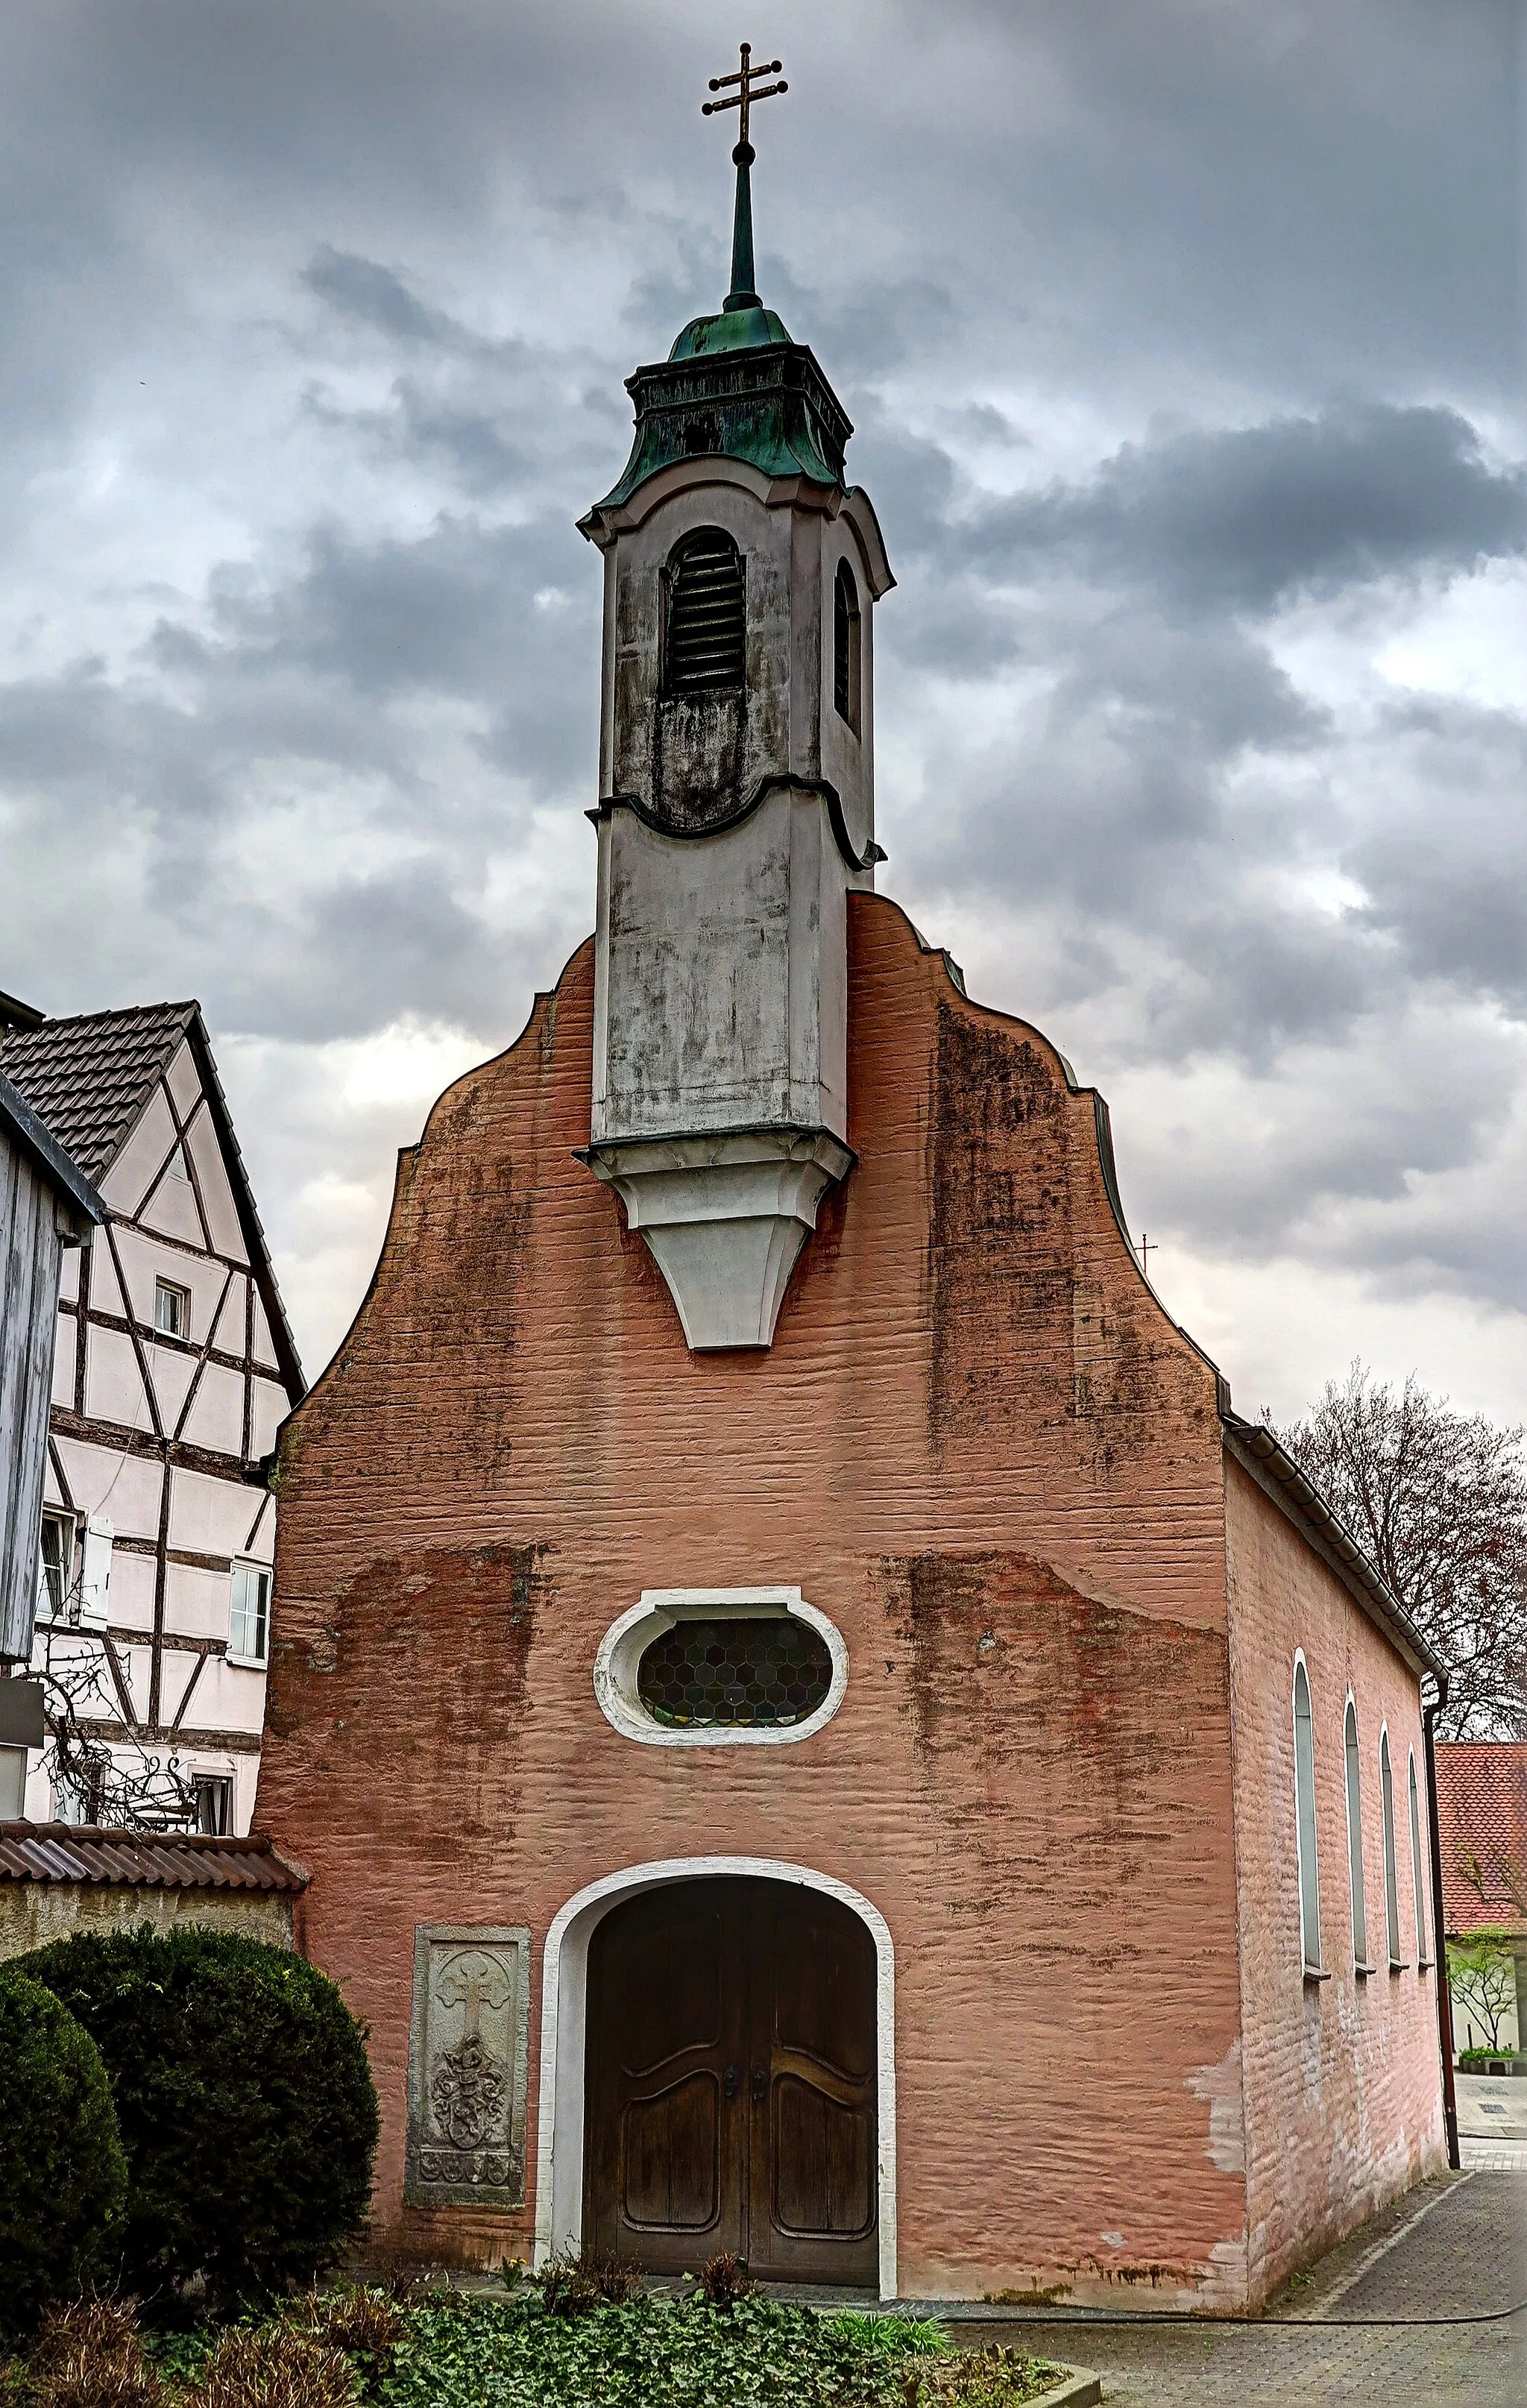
[968,406,1527,612]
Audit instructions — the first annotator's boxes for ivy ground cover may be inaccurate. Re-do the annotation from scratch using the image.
[376,2292,1065,2408]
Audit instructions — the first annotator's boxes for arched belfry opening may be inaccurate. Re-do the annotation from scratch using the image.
[665,527,746,693]
[834,557,861,734]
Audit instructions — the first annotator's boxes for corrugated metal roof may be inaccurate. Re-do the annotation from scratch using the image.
[0,1002,196,1184]
[0,1821,306,1891]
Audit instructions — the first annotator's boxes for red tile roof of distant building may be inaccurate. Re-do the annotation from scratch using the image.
[1433,1741,1527,1936]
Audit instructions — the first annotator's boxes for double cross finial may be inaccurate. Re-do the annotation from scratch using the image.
[702,43,788,314]
[703,40,787,166]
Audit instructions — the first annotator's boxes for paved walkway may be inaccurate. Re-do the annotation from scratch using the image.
[1458,2069,1527,2169]
[951,2172,1526,2405]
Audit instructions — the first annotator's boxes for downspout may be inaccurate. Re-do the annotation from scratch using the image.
[1422,1682,1459,2170]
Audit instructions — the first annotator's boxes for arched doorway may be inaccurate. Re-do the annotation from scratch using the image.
[582,1875,878,2283]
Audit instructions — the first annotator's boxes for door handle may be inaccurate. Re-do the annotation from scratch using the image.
[752,2065,769,2103]
[722,2063,740,2099]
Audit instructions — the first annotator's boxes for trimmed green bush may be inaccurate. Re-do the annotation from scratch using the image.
[16,1926,379,2317]
[0,1973,127,2341]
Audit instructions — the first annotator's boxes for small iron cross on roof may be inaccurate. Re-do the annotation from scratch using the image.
[703,41,787,162]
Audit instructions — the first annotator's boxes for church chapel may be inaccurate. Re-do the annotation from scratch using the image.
[257,73,1449,2307]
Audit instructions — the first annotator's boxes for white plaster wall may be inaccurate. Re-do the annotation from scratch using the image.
[166,1040,201,1121]
[251,1379,288,1458]
[184,1107,249,1262]
[51,1317,76,1408]
[182,1363,245,1456]
[99,1090,177,1216]
[170,1467,266,1558]
[139,1173,204,1248]
[84,1328,154,1429]
[51,1439,163,1538]
[114,1227,230,1342]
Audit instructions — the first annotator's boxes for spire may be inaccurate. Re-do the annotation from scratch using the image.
[727,145,759,312]
[702,42,787,313]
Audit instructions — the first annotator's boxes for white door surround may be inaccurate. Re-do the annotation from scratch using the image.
[531,1855,898,2299]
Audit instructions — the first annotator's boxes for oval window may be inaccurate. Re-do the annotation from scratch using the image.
[637,1615,834,1730]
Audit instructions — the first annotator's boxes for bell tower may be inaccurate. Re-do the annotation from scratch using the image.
[579,48,894,1349]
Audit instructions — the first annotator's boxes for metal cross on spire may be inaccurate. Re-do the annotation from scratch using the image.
[702,42,788,313]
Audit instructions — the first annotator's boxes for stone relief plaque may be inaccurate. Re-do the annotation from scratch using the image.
[404,1924,531,2210]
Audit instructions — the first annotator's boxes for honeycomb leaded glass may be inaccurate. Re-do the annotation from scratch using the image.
[636,1615,834,1729]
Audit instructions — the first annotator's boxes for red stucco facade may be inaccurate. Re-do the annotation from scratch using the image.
[256,894,1445,2304]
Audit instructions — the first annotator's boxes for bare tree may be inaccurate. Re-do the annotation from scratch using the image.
[35,1628,198,1832]
[1273,1365,1527,1740]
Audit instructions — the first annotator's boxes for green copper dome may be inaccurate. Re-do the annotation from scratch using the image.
[580,136,852,526]
[668,304,792,359]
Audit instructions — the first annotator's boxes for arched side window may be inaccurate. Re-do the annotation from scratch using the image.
[665,528,746,694]
[1293,1656,1322,1975]
[1344,1697,1370,1972]
[833,558,861,735]
[1408,1748,1431,1967]
[1379,1726,1403,1969]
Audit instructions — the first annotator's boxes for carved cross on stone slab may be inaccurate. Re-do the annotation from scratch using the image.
[405,1925,530,2210]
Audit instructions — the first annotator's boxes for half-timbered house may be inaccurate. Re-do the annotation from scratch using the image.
[1,1043,104,1813]
[0,998,303,1834]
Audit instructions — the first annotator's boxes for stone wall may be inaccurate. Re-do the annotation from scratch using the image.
[0,1880,295,1961]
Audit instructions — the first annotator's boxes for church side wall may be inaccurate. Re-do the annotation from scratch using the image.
[259,896,1250,2305]
[1224,1459,1446,2301]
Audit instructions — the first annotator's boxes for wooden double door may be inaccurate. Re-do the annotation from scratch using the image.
[584,1877,878,2283]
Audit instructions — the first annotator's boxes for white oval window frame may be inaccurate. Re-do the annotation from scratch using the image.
[594,1586,848,1749]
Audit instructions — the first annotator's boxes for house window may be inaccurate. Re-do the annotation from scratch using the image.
[54,1755,107,1827]
[192,1774,233,1836]
[228,1561,271,1666]
[37,1511,75,1622]
[1293,1656,1322,1975]
[154,1279,190,1339]
[1380,1726,1404,1968]
[664,527,746,692]
[833,558,861,734]
[1344,1697,1370,1972]
[636,1614,835,1730]
[1409,1749,1431,1966]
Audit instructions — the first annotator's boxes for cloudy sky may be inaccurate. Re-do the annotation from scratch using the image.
[1,0,1523,1424]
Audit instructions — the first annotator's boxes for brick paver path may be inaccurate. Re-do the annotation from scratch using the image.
[956,2172,1526,2405]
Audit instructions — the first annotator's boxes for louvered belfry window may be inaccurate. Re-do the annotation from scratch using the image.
[665,528,746,693]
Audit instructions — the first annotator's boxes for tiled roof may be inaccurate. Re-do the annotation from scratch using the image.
[0,1822,306,1891]
[0,1003,196,1183]
[1434,1741,1527,1936]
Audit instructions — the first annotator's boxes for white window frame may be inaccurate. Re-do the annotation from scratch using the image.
[1408,1747,1432,1968]
[594,1588,848,1749]
[227,1559,271,1668]
[1344,1694,1371,1975]
[1292,1653,1324,1978]
[37,1509,76,1624]
[154,1277,191,1339]
[191,1768,235,1835]
[1379,1724,1405,1970]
